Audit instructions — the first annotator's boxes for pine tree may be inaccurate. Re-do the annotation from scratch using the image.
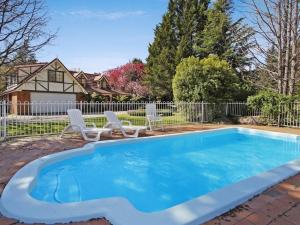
[132,58,143,64]
[194,0,254,76]
[195,0,231,57]
[225,18,255,77]
[14,40,37,65]
[253,46,279,91]
[175,0,209,63]
[145,12,177,100]
[146,0,209,100]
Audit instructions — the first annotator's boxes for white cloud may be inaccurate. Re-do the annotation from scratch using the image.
[61,10,146,20]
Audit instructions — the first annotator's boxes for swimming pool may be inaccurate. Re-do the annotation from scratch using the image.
[1,128,300,225]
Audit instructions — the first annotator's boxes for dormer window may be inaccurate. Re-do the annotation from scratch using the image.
[48,70,64,82]
[102,80,107,89]
[98,79,108,89]
[80,77,86,87]
[6,74,18,87]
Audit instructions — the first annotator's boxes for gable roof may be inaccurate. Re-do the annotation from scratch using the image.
[94,74,104,81]
[75,71,90,80]
[1,58,87,96]
[74,71,130,97]
[14,62,47,68]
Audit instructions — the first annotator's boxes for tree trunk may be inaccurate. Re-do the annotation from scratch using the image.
[289,0,299,95]
[277,0,284,94]
[282,0,290,95]
[246,0,300,95]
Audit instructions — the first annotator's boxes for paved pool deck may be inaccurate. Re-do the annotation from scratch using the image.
[0,124,300,225]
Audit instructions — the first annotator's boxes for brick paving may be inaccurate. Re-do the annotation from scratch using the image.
[0,124,300,225]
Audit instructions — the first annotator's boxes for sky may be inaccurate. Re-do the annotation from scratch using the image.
[38,0,243,73]
[38,0,168,73]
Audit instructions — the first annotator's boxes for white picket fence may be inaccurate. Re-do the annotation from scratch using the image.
[0,101,299,140]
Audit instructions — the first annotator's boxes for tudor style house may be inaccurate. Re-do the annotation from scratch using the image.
[72,71,129,101]
[1,58,87,114]
[0,58,130,114]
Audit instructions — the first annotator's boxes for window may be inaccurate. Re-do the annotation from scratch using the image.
[102,80,107,89]
[56,71,64,82]
[80,77,85,84]
[11,74,17,84]
[6,74,18,87]
[99,79,109,89]
[80,77,86,87]
[48,70,64,82]
[48,70,56,82]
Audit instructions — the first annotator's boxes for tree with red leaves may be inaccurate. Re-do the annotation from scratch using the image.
[105,60,149,99]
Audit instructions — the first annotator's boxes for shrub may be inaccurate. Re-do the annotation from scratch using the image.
[247,90,300,124]
[173,55,239,102]
[112,95,131,102]
[90,92,108,102]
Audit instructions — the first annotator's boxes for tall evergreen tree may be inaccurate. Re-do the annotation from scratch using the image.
[194,0,254,76]
[145,12,177,100]
[193,0,255,100]
[225,19,255,77]
[14,40,37,65]
[253,46,280,91]
[195,0,231,58]
[146,0,254,101]
[146,0,209,100]
[176,0,209,63]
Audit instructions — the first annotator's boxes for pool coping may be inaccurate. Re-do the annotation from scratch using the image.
[1,127,300,225]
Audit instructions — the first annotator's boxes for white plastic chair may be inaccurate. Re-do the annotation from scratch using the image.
[145,103,164,131]
[60,109,112,141]
[103,111,147,138]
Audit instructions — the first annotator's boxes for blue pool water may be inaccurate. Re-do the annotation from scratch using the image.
[31,129,300,212]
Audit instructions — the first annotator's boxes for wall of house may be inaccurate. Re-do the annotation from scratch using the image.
[9,91,83,114]
[17,65,42,83]
[5,60,88,114]
[10,91,31,114]
[19,60,84,93]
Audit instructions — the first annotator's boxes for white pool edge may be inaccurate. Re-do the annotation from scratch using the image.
[1,127,300,225]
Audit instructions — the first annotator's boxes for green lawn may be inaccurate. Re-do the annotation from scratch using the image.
[5,113,189,137]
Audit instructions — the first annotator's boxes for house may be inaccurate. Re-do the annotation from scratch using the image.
[0,58,87,114]
[0,58,130,114]
[72,71,129,101]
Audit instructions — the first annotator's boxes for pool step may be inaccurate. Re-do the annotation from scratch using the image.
[54,169,81,203]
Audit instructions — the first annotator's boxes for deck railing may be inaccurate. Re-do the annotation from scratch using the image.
[0,101,299,140]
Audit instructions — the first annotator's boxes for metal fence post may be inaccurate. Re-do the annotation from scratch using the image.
[4,101,6,139]
[277,102,281,127]
[201,101,204,124]
[1,101,7,140]
[225,103,229,116]
[80,101,83,112]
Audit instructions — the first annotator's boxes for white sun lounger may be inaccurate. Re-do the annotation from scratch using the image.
[103,111,147,138]
[60,109,112,142]
[145,103,164,131]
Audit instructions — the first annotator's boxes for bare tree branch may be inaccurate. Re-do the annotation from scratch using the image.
[0,0,56,67]
[244,0,300,95]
